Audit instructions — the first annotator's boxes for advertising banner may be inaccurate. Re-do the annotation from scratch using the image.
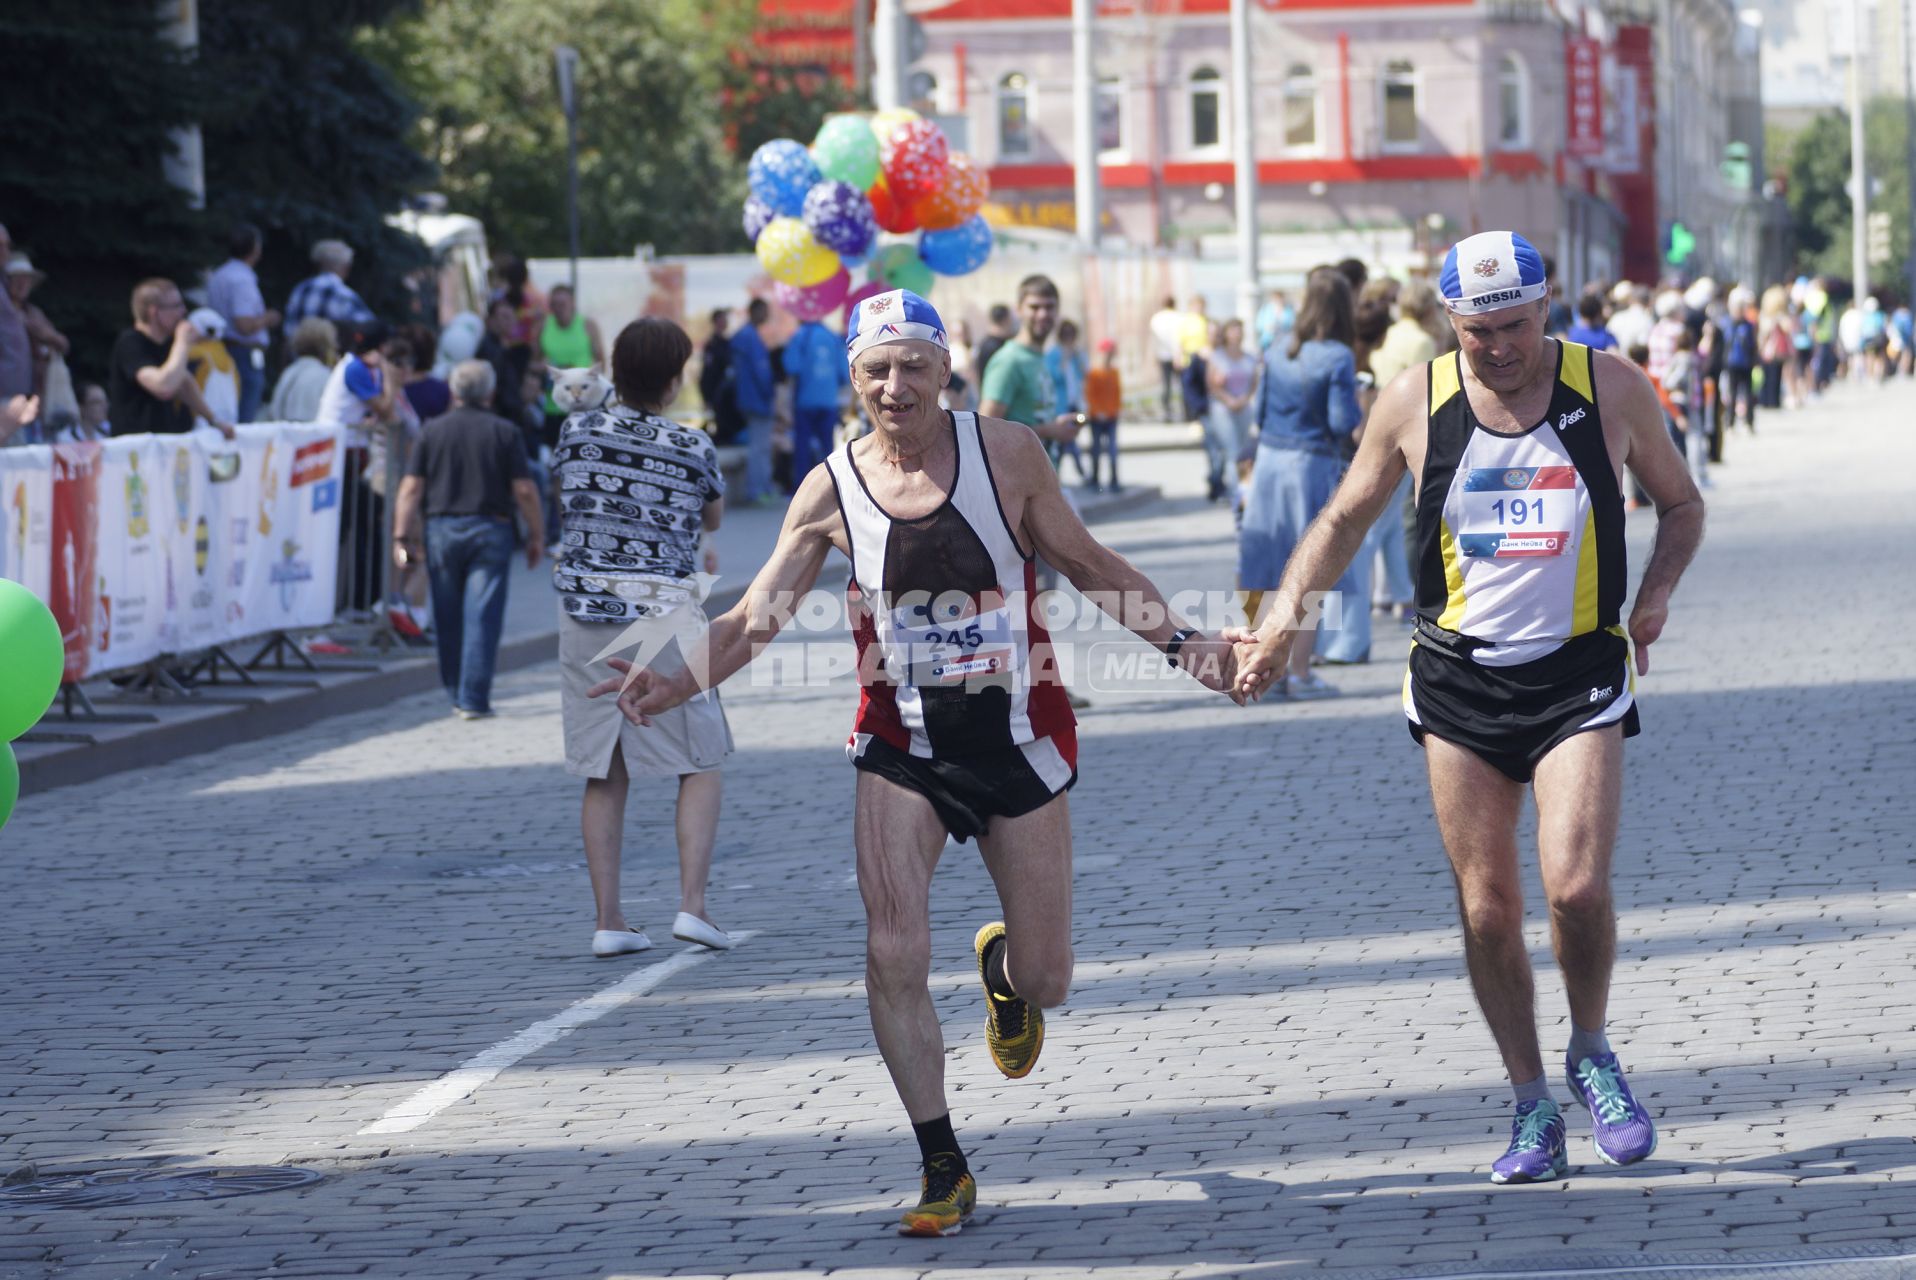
[0,423,343,683]
[0,444,53,603]
[50,441,103,683]
[92,436,167,672]
[1565,37,1604,159]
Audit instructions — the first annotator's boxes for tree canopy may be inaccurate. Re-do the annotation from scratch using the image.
[1783,101,1914,297]
[370,0,760,262]
[1,1,430,381]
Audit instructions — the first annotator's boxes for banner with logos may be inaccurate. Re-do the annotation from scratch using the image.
[0,443,53,604]
[0,423,343,682]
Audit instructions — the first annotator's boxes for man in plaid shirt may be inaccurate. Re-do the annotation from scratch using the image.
[283,239,376,342]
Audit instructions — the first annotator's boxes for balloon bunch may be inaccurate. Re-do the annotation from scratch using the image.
[0,580,63,831]
[746,109,994,321]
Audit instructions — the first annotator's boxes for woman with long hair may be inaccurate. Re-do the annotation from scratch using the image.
[1238,267,1368,697]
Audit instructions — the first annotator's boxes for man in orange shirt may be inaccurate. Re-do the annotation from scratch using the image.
[1084,338,1123,492]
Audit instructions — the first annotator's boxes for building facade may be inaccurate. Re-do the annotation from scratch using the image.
[900,0,1754,285]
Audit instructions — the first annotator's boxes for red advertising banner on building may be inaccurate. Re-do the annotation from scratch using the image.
[1565,37,1604,159]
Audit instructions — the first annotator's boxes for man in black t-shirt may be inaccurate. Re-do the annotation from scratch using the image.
[108,278,234,438]
[390,359,543,718]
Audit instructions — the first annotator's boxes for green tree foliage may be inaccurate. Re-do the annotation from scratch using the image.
[373,0,756,261]
[199,1,434,328]
[0,3,217,380]
[0,2,432,381]
[1783,101,1914,295]
[729,69,861,168]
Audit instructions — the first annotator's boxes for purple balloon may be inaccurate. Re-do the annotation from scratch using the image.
[774,268,852,323]
[802,180,878,258]
[743,196,776,244]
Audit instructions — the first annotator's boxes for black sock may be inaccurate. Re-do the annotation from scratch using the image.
[912,1113,965,1169]
[983,934,1017,1001]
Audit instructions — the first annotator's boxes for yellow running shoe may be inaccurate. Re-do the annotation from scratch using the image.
[974,921,1044,1079]
[897,1154,977,1237]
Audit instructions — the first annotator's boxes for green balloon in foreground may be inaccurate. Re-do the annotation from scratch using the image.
[0,741,17,832]
[813,114,880,191]
[0,579,63,741]
[870,243,934,298]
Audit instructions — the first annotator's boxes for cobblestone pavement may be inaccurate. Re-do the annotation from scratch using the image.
[3,378,1914,1280]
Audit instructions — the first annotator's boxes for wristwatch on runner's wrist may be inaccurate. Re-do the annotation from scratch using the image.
[1165,627,1199,668]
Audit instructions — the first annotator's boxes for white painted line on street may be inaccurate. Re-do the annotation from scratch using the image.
[359,932,758,1136]
[1400,1251,1916,1280]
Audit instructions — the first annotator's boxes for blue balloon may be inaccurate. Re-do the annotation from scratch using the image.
[802,180,877,258]
[743,196,776,244]
[840,247,870,271]
[919,215,994,276]
[747,139,822,218]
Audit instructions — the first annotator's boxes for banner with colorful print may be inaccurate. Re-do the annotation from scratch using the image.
[0,423,343,682]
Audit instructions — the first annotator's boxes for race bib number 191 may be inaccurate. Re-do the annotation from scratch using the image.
[1456,466,1579,558]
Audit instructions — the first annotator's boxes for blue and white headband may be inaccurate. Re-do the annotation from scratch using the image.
[846,288,949,360]
[1439,231,1549,316]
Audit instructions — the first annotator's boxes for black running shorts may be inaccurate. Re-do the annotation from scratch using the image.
[849,732,1077,843]
[1405,628,1639,783]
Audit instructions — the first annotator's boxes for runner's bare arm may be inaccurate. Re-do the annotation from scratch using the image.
[1226,367,1417,699]
[590,466,841,723]
[991,419,1241,699]
[1594,352,1705,676]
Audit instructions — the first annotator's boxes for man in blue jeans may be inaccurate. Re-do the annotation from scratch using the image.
[727,297,777,504]
[781,313,847,487]
[391,360,545,719]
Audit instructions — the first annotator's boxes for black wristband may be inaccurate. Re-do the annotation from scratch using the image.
[1165,626,1199,668]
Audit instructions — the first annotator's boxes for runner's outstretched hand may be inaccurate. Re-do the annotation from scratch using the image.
[587,657,690,726]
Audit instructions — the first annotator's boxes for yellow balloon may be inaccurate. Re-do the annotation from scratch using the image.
[869,107,922,146]
[755,217,840,287]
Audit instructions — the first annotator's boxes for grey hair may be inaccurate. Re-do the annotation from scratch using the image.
[449,359,497,406]
[311,238,354,272]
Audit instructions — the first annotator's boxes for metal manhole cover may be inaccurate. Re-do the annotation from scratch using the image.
[0,1165,323,1210]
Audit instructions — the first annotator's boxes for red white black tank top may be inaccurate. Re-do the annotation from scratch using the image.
[825,412,1076,759]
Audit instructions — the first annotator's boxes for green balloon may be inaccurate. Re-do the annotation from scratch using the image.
[0,741,17,831]
[0,579,63,741]
[813,115,880,191]
[870,243,934,297]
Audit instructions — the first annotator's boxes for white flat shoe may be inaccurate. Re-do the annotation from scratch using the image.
[592,928,653,958]
[672,912,734,950]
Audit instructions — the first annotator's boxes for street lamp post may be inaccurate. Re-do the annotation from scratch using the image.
[1850,0,1870,303]
[1229,0,1259,325]
[555,45,582,295]
[1073,0,1100,251]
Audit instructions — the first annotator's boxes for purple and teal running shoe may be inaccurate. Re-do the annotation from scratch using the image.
[1565,1052,1658,1166]
[1489,1098,1568,1184]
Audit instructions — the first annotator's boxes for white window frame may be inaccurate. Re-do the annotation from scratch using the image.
[1496,53,1529,149]
[1187,65,1227,156]
[1096,75,1130,163]
[1379,59,1421,153]
[1281,62,1321,157]
[997,71,1035,159]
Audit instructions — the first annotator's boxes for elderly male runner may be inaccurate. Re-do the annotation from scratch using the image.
[1231,232,1704,1183]
[594,288,1239,1233]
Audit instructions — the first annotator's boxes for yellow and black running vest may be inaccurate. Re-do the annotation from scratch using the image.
[1412,341,1626,667]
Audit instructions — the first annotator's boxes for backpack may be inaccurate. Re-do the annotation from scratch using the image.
[1725,318,1756,370]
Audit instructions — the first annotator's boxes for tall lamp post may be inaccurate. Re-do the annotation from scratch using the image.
[1229,0,1259,324]
[555,45,582,294]
[1849,0,1870,303]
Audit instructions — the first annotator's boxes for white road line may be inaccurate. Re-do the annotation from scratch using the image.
[359,932,757,1136]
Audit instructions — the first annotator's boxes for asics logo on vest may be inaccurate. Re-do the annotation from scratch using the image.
[1589,685,1614,703]
[1558,406,1587,431]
